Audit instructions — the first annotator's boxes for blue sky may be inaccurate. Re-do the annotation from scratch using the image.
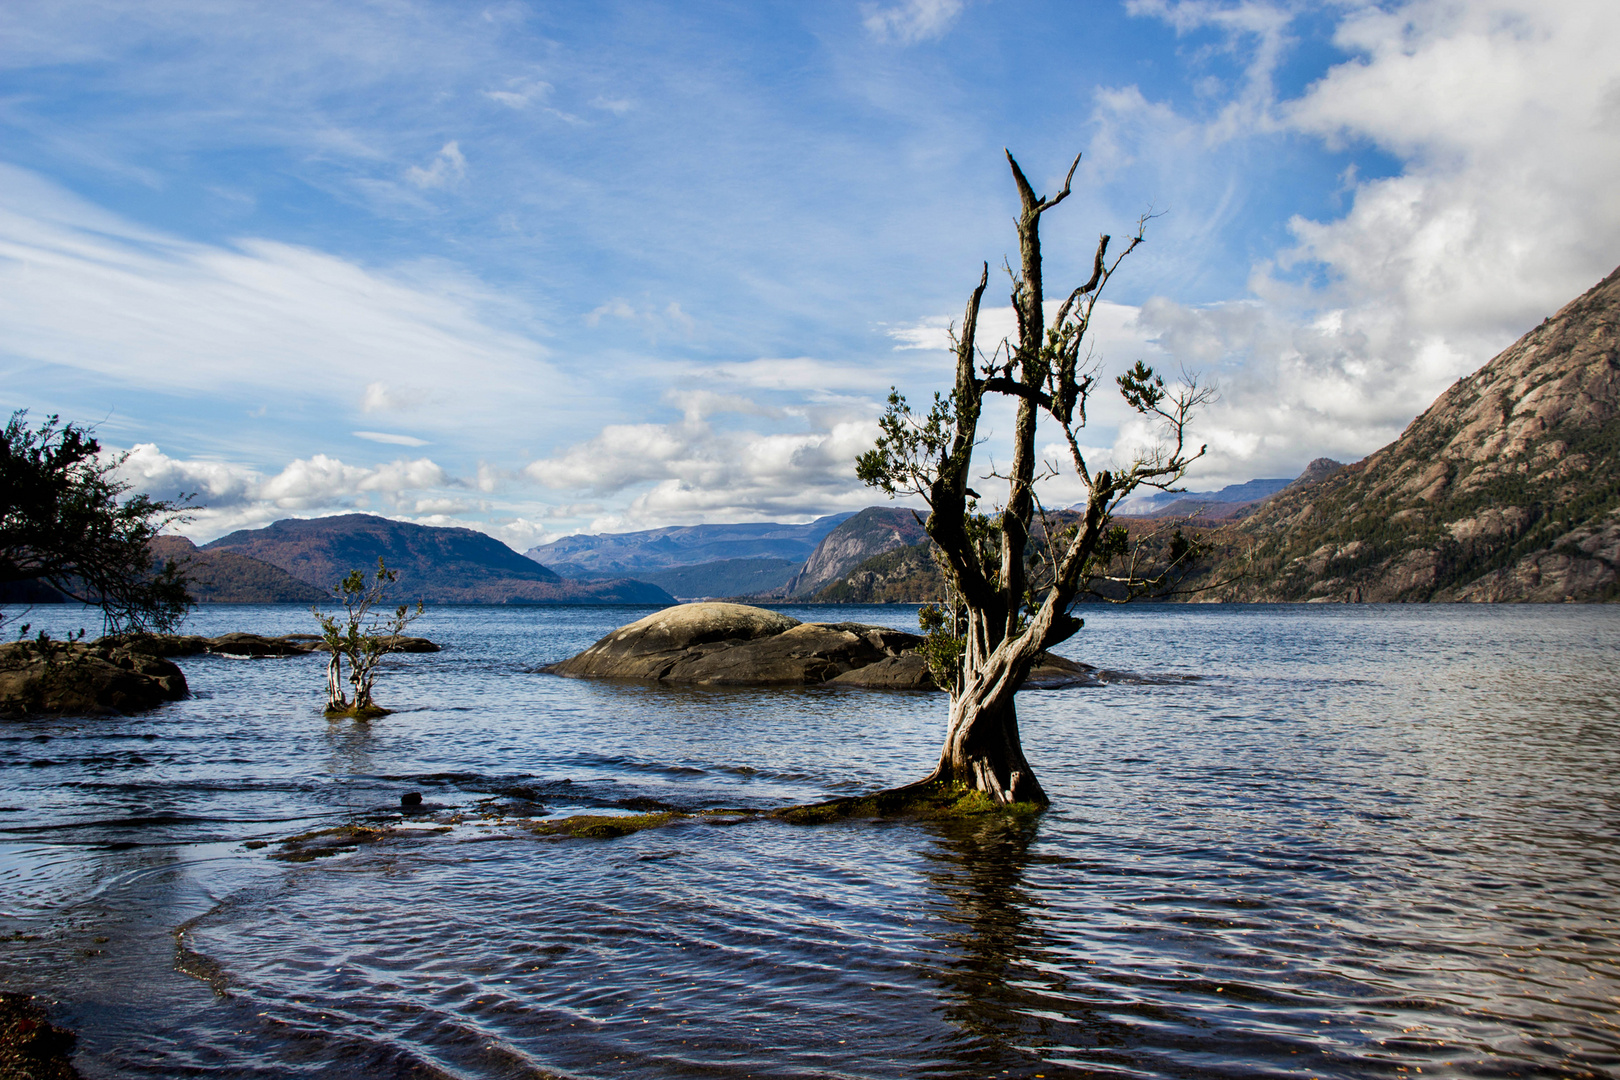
[3,0,1617,547]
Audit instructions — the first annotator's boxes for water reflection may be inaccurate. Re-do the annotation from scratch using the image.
[918,816,1056,1077]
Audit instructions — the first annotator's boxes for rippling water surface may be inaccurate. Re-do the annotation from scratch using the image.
[1,603,1617,1079]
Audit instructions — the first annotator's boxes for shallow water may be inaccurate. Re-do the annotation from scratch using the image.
[1,603,1617,1078]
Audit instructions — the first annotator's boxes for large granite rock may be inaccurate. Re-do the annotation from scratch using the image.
[545,602,1098,691]
[546,602,918,685]
[0,640,189,718]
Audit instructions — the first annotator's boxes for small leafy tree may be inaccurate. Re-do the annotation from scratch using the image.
[1,411,192,635]
[313,559,423,719]
[855,150,1211,807]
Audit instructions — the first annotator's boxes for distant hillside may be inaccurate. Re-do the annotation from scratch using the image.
[629,557,800,600]
[785,507,927,597]
[1115,476,1295,516]
[1193,264,1620,602]
[528,513,853,577]
[812,543,942,603]
[151,536,326,603]
[205,514,674,605]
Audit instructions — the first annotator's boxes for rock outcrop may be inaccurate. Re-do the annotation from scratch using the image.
[0,639,188,717]
[545,602,1098,690]
[546,602,916,685]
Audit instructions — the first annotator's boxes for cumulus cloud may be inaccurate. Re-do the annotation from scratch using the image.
[862,0,965,44]
[522,407,884,530]
[115,443,458,539]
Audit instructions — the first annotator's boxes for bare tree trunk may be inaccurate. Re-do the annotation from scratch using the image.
[933,610,1048,805]
[325,651,348,713]
[936,685,1047,805]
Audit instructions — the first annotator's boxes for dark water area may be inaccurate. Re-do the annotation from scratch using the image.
[1,602,1617,1079]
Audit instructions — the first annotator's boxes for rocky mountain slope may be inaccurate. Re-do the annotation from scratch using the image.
[205,514,674,605]
[527,514,852,577]
[1198,265,1620,602]
[782,507,927,597]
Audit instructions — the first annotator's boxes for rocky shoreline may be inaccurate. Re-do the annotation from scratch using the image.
[0,632,439,719]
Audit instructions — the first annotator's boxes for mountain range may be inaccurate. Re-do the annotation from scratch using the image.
[1113,476,1297,518]
[201,515,673,605]
[92,264,1619,609]
[523,513,854,600]
[527,514,852,577]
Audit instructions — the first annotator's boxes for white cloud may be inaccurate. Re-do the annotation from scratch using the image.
[115,443,458,539]
[522,410,884,531]
[353,430,430,446]
[698,356,899,394]
[404,141,467,189]
[585,298,695,339]
[862,0,965,44]
[484,77,553,109]
[1114,0,1620,483]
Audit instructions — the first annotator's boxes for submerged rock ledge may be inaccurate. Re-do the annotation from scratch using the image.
[1,631,440,718]
[543,602,1096,691]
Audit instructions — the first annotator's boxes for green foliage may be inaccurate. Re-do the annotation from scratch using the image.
[1,410,193,634]
[313,558,424,718]
[1116,360,1166,414]
[914,601,966,691]
[855,389,957,498]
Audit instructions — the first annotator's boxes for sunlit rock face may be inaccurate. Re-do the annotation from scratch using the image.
[1197,264,1620,603]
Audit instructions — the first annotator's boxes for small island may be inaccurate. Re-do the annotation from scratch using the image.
[543,601,1097,691]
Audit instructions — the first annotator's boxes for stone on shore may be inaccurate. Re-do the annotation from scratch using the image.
[0,640,189,718]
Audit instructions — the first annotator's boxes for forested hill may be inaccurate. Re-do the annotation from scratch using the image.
[151,535,326,603]
[1192,264,1620,602]
[203,514,674,605]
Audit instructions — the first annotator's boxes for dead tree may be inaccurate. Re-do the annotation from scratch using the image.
[855,150,1210,807]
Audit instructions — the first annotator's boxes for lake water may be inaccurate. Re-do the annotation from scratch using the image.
[1,603,1617,1079]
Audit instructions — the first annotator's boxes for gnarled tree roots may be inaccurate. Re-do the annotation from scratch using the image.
[771,772,1046,825]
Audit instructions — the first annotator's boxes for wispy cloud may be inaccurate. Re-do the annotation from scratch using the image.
[353,430,431,446]
[862,0,966,44]
[0,165,565,440]
[404,141,467,188]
